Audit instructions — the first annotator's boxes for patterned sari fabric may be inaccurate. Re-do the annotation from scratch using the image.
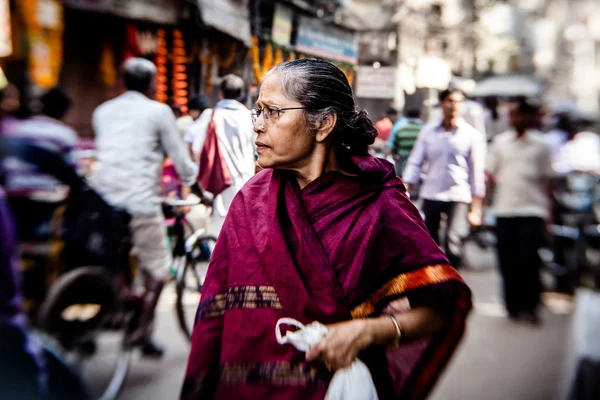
[182,156,471,400]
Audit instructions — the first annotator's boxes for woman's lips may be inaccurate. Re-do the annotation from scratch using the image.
[255,141,268,151]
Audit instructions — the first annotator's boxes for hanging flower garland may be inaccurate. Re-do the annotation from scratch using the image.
[274,47,284,66]
[172,29,188,112]
[19,0,64,88]
[154,29,168,103]
[215,42,238,68]
[99,43,116,88]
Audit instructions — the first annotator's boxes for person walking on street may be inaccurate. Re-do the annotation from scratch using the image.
[403,89,486,268]
[486,99,553,324]
[182,95,210,156]
[188,74,255,236]
[373,107,398,153]
[387,108,423,177]
[181,58,471,400]
[90,58,198,356]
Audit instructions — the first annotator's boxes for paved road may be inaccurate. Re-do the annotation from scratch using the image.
[106,267,572,400]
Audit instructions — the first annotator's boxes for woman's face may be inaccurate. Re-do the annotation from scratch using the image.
[254,73,316,169]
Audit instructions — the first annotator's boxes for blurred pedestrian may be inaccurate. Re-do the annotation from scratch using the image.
[403,88,486,268]
[188,74,255,236]
[429,92,487,139]
[483,96,510,142]
[373,107,398,152]
[2,86,79,240]
[182,95,210,155]
[181,58,471,400]
[544,111,578,172]
[387,108,423,177]
[486,99,552,324]
[90,58,197,356]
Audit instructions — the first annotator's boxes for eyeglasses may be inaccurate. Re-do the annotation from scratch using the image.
[251,106,309,124]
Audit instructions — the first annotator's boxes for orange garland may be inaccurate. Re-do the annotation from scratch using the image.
[19,0,64,88]
[154,29,168,103]
[98,44,117,88]
[172,29,188,112]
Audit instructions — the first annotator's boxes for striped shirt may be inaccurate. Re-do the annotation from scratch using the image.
[391,118,423,158]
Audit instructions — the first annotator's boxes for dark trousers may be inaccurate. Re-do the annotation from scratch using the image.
[422,200,470,268]
[495,217,544,314]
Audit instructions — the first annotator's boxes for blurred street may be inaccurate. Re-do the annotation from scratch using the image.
[110,265,572,400]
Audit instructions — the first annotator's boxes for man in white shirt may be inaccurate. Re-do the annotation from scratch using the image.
[186,74,255,235]
[404,89,486,269]
[486,99,553,324]
[91,58,197,355]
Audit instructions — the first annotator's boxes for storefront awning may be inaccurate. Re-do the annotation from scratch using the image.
[63,0,178,25]
[197,0,252,47]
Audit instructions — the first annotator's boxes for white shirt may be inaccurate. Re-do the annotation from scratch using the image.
[189,99,255,219]
[487,129,553,218]
[90,91,197,216]
[403,119,487,203]
[553,131,600,176]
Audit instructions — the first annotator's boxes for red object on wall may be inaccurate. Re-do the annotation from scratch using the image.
[123,25,142,60]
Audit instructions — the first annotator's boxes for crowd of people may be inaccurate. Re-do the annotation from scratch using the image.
[376,87,600,324]
[1,56,599,399]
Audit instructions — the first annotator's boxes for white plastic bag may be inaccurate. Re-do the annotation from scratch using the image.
[275,318,379,400]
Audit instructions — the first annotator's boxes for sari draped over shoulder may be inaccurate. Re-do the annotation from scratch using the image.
[181,156,471,400]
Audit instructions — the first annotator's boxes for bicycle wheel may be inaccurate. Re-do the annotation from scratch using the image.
[175,234,217,341]
[36,266,132,400]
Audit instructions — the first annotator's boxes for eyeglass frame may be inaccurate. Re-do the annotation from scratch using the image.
[250,106,310,124]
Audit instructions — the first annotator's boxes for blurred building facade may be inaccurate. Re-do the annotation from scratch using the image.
[1,0,598,135]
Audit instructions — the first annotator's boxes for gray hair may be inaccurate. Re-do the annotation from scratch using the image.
[123,58,156,92]
[266,59,377,156]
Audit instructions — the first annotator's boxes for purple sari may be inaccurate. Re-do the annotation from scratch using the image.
[182,156,471,400]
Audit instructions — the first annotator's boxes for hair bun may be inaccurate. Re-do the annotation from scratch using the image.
[339,108,378,155]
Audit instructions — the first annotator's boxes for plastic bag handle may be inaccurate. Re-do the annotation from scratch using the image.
[275,318,306,344]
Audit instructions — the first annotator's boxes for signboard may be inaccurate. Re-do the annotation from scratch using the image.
[295,16,358,65]
[355,67,396,99]
[0,0,11,57]
[197,0,252,47]
[271,3,293,47]
[63,0,178,24]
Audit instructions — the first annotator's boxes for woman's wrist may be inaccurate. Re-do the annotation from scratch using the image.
[364,316,401,347]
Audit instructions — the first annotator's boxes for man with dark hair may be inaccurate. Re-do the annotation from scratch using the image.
[40,87,72,120]
[91,58,197,356]
[2,85,78,200]
[182,95,210,153]
[487,99,552,324]
[186,74,255,236]
[404,88,486,268]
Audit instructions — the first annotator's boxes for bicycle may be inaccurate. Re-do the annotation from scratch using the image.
[160,197,217,341]
[3,138,162,399]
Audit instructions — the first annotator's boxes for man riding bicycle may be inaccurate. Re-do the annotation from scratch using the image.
[90,58,198,356]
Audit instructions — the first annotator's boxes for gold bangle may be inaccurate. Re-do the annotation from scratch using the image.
[389,315,402,346]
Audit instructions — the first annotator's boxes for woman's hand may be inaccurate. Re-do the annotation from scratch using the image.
[305,319,373,372]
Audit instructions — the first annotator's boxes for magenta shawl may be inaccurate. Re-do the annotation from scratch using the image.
[181,156,471,400]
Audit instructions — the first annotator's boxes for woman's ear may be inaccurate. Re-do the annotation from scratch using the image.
[315,113,337,144]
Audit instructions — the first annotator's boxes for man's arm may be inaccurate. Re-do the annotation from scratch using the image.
[157,106,198,193]
[468,129,487,226]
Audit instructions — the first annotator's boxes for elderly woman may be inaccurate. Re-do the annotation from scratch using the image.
[181,59,471,400]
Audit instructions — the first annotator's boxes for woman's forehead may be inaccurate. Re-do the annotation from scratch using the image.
[258,76,281,99]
